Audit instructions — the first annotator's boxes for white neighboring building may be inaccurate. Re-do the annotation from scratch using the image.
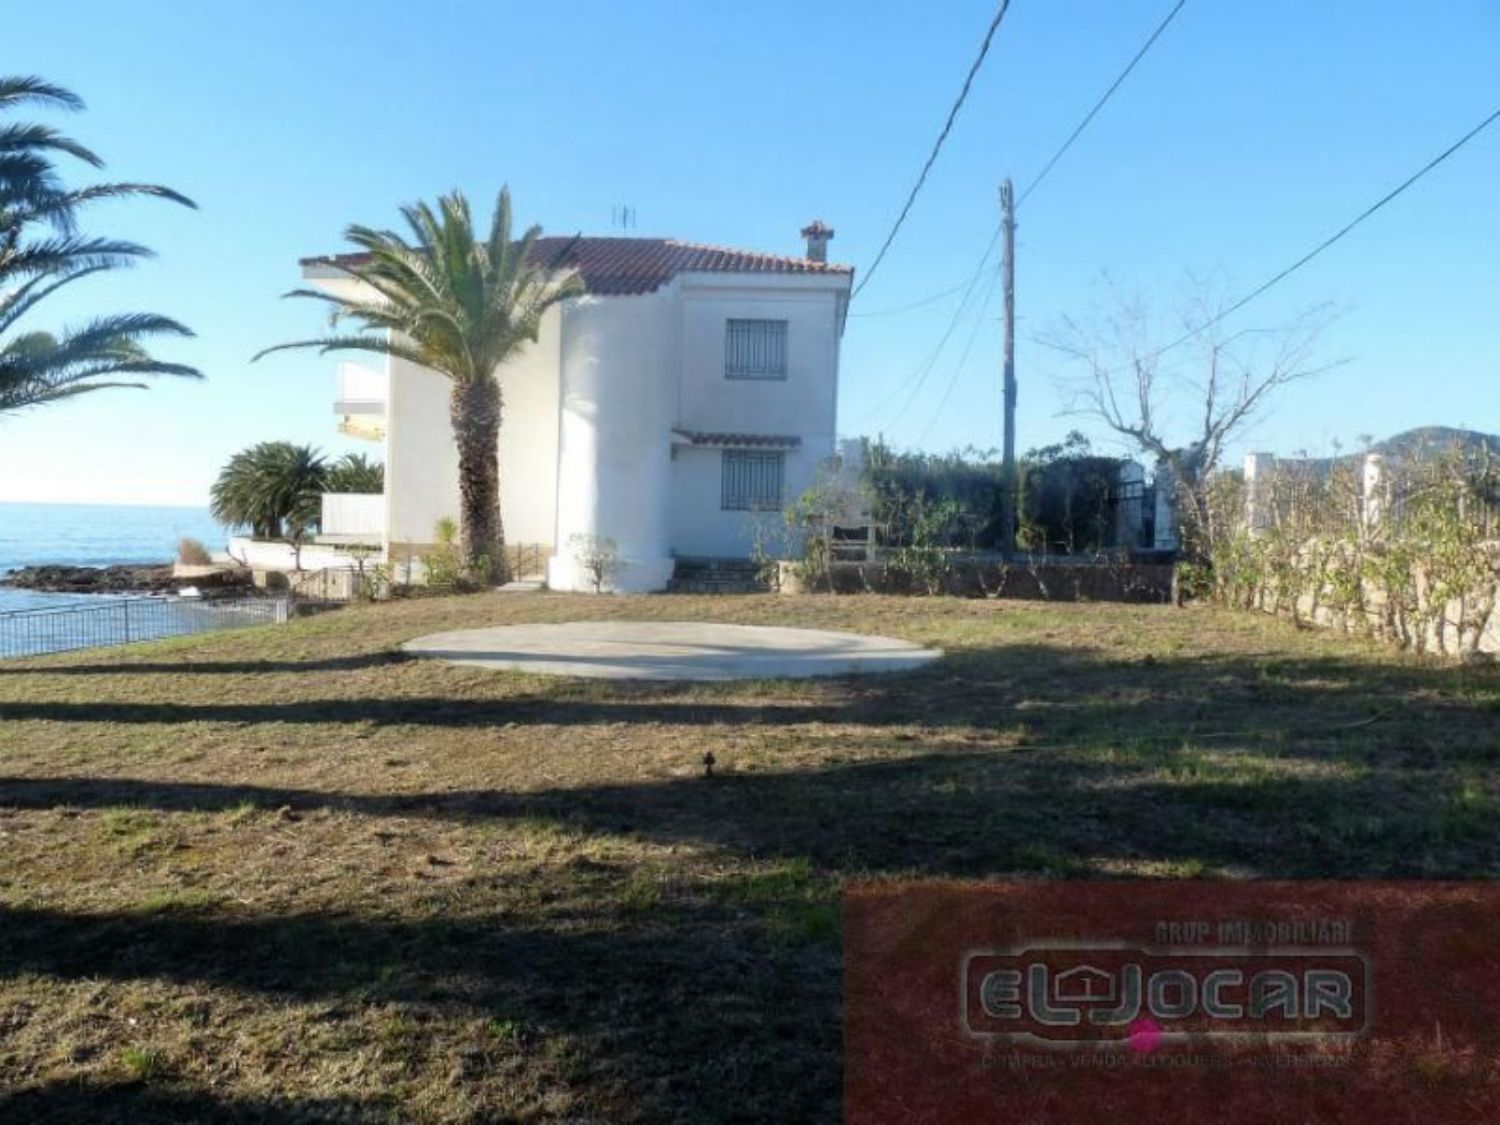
[301,222,853,592]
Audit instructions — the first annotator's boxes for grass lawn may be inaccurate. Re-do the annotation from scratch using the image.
[1,592,1498,1121]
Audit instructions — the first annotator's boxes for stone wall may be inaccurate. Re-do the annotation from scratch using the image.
[1232,451,1500,659]
[1250,543,1500,659]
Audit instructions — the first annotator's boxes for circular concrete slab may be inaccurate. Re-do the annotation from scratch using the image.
[401,620,942,682]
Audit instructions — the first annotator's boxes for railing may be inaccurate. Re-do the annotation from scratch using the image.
[335,362,387,408]
[0,596,289,660]
[503,542,548,581]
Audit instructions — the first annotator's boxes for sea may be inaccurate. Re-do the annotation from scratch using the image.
[0,501,226,613]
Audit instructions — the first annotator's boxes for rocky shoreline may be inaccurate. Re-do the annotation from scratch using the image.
[1,563,252,595]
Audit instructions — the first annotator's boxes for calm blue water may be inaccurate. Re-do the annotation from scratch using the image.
[0,502,226,613]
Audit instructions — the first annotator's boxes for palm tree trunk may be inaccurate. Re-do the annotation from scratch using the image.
[449,378,506,583]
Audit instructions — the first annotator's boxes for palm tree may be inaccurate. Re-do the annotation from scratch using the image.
[325,451,384,494]
[210,441,328,542]
[0,75,200,412]
[255,188,580,582]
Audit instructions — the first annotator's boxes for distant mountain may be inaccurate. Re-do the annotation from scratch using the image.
[1250,427,1500,481]
[1364,426,1500,461]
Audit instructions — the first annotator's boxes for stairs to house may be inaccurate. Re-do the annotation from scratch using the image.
[665,557,770,595]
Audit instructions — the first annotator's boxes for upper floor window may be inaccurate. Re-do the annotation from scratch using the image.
[725,319,788,380]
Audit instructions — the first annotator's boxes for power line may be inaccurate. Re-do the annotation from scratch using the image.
[855,0,1184,321]
[1140,104,1500,365]
[1015,0,1188,209]
[881,0,1186,439]
[852,0,1014,299]
[878,265,997,435]
[857,226,1002,430]
[847,278,973,318]
[851,221,999,320]
[915,262,1005,445]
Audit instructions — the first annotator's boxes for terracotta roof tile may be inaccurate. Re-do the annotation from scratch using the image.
[301,236,853,296]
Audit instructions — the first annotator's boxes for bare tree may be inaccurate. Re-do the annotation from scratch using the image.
[1040,276,1342,556]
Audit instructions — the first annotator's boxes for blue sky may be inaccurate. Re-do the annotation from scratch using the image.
[2,0,1496,505]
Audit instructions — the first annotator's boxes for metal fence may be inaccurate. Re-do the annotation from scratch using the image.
[503,543,548,581]
[0,596,289,660]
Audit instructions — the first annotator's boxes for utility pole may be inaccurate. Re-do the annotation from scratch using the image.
[998,178,1018,560]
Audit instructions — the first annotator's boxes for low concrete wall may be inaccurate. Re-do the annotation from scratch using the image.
[227,537,375,573]
[171,562,253,589]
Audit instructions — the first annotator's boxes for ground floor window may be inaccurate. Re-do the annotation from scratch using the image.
[721,450,784,510]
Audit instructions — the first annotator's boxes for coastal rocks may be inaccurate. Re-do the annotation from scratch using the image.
[2,564,176,593]
[0,564,252,595]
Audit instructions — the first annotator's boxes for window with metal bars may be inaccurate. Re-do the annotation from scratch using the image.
[721,451,785,510]
[724,319,788,380]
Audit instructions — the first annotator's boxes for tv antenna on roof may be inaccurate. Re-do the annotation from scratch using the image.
[611,205,637,231]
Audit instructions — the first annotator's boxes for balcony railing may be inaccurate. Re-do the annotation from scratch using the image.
[320,492,385,544]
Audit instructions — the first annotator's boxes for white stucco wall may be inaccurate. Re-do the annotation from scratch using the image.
[664,276,843,559]
[499,306,561,547]
[675,278,840,450]
[384,353,460,552]
[548,291,676,592]
[668,444,826,558]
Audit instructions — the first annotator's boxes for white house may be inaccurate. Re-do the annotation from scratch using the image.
[301,222,853,592]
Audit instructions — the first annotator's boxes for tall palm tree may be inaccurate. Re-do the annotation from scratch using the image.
[255,188,580,582]
[0,76,200,412]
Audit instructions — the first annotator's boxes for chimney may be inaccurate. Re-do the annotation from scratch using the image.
[800,219,833,264]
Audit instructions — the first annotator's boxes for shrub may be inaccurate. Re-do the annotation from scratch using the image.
[423,518,467,588]
[863,432,1123,555]
[568,533,621,594]
[782,463,871,592]
[177,537,212,566]
[1199,445,1500,656]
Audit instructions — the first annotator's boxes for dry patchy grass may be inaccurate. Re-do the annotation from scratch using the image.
[1,592,1498,1120]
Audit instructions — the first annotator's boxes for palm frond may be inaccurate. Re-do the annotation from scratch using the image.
[10,182,196,230]
[0,263,108,334]
[0,122,101,168]
[0,75,197,416]
[42,312,195,354]
[0,380,146,412]
[0,315,201,404]
[0,236,153,278]
[0,76,85,114]
[252,334,431,369]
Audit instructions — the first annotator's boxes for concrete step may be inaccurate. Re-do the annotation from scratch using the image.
[666,557,769,594]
